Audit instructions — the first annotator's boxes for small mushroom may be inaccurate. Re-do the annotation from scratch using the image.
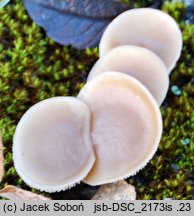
[99,8,182,73]
[13,97,95,192]
[88,45,169,105]
[78,72,162,186]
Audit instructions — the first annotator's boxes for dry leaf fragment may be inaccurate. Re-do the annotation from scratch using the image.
[0,185,50,200]
[92,180,136,200]
[0,132,4,183]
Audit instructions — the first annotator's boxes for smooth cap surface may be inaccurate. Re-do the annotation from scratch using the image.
[13,97,95,192]
[99,8,182,73]
[88,45,169,105]
[78,72,163,185]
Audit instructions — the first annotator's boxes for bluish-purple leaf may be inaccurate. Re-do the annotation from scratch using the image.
[23,0,130,49]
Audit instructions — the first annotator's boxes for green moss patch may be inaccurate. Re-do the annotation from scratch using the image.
[0,0,193,199]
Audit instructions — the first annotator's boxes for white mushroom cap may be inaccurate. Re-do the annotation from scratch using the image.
[13,97,95,192]
[99,8,182,73]
[78,72,162,186]
[88,45,169,105]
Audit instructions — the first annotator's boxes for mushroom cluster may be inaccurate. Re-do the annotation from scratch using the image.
[13,8,182,192]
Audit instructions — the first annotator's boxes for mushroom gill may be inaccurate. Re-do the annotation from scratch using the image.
[99,8,182,73]
[13,97,95,192]
[78,72,162,186]
[88,45,169,105]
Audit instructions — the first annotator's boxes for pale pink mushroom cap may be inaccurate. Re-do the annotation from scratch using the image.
[88,45,169,105]
[78,72,162,186]
[13,97,95,192]
[99,8,182,73]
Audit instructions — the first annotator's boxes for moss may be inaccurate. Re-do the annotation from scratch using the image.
[128,1,194,200]
[0,0,193,199]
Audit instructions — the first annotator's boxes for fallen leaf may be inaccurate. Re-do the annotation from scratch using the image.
[23,0,130,49]
[0,185,50,200]
[92,180,136,200]
[0,132,4,182]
